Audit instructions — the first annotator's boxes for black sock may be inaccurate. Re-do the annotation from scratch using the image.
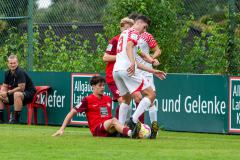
[14,111,21,123]
[0,109,4,122]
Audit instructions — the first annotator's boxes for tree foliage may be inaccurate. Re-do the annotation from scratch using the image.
[1,0,239,74]
[103,0,188,72]
[34,0,107,23]
[103,0,240,74]
[0,26,106,72]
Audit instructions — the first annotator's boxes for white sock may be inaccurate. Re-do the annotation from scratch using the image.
[149,105,157,123]
[132,97,151,123]
[127,130,132,137]
[119,103,130,125]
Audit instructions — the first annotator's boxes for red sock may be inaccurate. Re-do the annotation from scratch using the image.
[136,103,144,123]
[122,127,130,137]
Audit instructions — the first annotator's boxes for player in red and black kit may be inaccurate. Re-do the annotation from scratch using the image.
[52,76,139,138]
[103,17,134,119]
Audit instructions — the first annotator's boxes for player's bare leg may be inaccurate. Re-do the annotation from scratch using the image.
[114,96,123,120]
[9,92,24,124]
[127,86,155,138]
[132,91,144,123]
[103,118,132,137]
[131,86,155,123]
[118,93,131,125]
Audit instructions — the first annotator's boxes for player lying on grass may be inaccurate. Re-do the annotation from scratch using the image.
[52,76,140,138]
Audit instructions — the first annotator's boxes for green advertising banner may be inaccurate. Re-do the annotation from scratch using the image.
[0,71,116,126]
[151,74,229,133]
[0,71,238,134]
[70,73,97,125]
[228,77,240,133]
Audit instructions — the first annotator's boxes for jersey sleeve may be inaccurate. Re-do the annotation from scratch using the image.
[74,97,88,113]
[17,70,26,84]
[127,30,139,46]
[147,33,158,49]
[105,37,118,55]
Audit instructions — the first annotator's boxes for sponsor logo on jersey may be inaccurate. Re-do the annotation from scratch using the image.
[100,106,108,117]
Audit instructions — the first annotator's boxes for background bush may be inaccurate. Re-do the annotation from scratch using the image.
[0,0,239,74]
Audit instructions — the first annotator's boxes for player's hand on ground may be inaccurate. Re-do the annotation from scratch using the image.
[52,130,64,137]
[152,59,160,66]
[127,63,135,76]
[154,70,166,80]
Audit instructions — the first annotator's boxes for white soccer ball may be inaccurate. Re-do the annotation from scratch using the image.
[138,123,151,139]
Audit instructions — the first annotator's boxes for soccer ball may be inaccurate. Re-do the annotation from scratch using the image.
[138,123,151,139]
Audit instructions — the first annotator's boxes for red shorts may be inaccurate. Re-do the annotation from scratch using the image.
[93,123,116,137]
[107,82,120,102]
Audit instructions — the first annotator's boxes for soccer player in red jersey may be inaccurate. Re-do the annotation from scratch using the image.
[103,17,134,106]
[52,76,133,138]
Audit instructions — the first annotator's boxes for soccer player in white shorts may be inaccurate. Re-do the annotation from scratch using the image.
[113,15,166,138]
[128,13,163,138]
[135,30,162,127]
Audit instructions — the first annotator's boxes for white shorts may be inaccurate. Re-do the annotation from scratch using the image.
[145,76,155,91]
[113,70,150,96]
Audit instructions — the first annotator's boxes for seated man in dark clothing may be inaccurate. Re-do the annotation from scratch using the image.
[0,54,36,124]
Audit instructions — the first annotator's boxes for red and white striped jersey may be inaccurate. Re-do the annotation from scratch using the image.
[136,31,158,77]
[113,28,140,72]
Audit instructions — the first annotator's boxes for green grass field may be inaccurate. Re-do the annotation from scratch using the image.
[0,124,239,160]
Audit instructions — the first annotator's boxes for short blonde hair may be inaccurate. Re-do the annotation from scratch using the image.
[120,17,134,27]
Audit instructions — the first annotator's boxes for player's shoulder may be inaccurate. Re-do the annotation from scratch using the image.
[128,28,140,42]
[103,95,112,101]
[114,34,120,40]
[141,31,154,39]
[109,34,120,44]
[129,28,139,35]
[103,94,111,99]
[85,94,94,101]
[112,34,120,40]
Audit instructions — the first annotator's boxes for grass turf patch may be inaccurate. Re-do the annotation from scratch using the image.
[0,124,239,160]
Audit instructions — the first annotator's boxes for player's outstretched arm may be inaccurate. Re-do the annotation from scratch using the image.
[153,70,166,80]
[137,62,166,80]
[102,52,116,62]
[138,49,160,66]
[52,108,77,137]
[126,41,135,76]
[151,45,161,59]
[138,50,154,63]
[137,62,156,73]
